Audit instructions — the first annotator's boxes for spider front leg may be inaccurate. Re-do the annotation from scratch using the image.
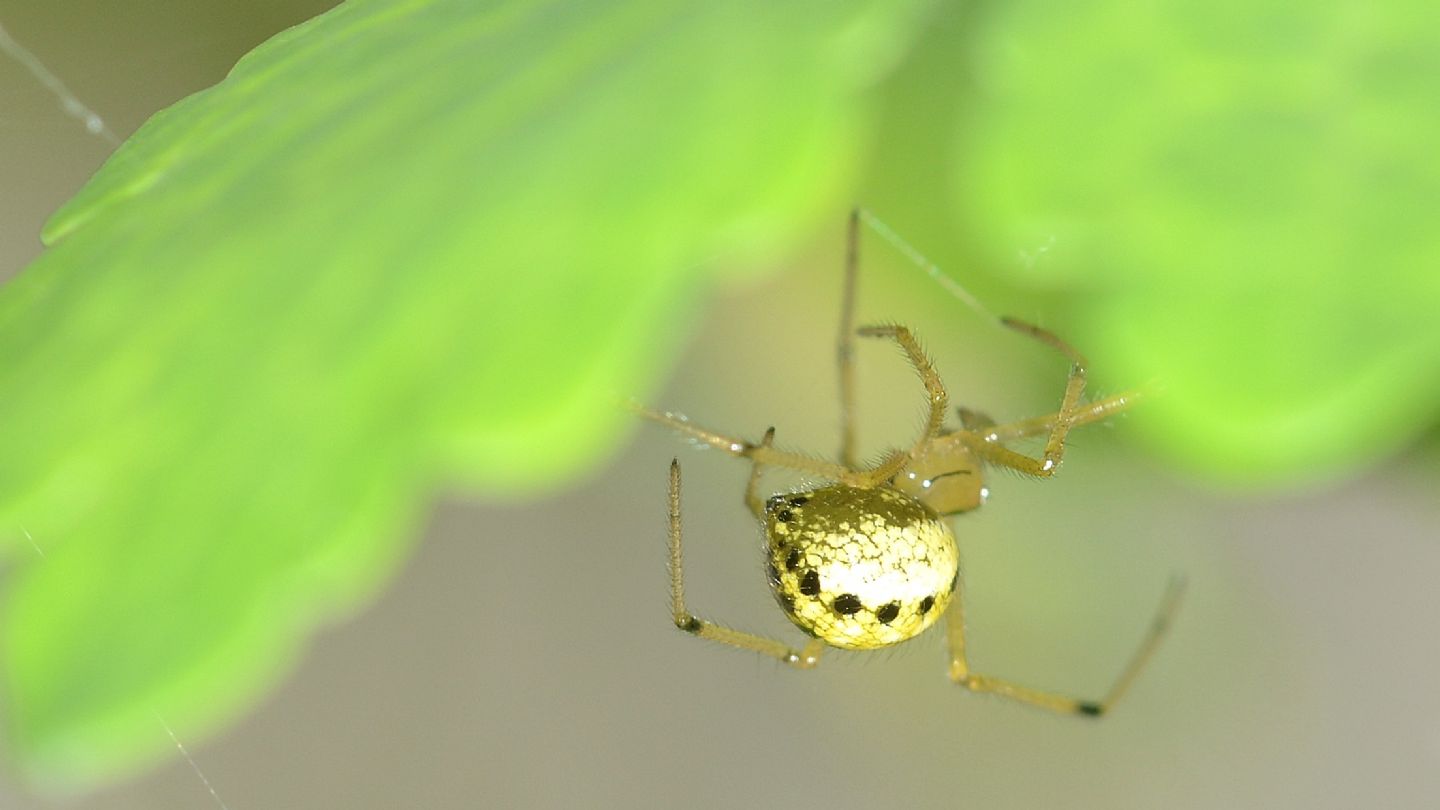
[972,388,1148,444]
[944,576,1186,716]
[744,427,777,518]
[630,403,908,487]
[964,317,1089,478]
[667,460,825,669]
[833,210,948,481]
[854,323,949,463]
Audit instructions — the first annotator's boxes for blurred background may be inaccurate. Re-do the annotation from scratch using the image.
[2,1,1438,808]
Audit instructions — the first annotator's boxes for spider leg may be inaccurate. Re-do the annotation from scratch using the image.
[855,323,949,460]
[971,389,1148,444]
[667,460,825,669]
[960,317,1088,477]
[744,427,777,518]
[944,575,1186,716]
[837,208,862,469]
[632,403,850,478]
[631,403,907,487]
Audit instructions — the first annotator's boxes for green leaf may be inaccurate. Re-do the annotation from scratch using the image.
[0,0,932,789]
[949,0,1440,484]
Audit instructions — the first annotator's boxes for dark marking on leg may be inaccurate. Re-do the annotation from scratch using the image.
[679,616,703,634]
[1078,702,1104,717]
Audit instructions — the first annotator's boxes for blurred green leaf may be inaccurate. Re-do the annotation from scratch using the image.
[0,0,932,789]
[950,0,1440,484]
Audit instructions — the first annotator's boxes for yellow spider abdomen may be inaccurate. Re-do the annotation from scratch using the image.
[764,485,958,650]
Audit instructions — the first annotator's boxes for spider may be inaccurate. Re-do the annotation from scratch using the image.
[633,209,1183,717]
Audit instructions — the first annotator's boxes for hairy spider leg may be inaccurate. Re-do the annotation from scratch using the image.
[962,317,1089,478]
[835,209,1090,478]
[908,389,1149,477]
[629,403,909,489]
[944,575,1187,716]
[854,323,950,454]
[843,208,1137,479]
[835,211,954,469]
[744,427,777,518]
[668,460,825,669]
[975,388,1149,445]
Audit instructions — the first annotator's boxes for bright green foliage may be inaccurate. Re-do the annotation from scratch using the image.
[952,1,1440,484]
[0,0,931,788]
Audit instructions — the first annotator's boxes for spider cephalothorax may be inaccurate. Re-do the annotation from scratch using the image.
[637,209,1182,717]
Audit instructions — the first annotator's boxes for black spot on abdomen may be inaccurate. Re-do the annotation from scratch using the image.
[799,570,821,597]
[876,601,901,624]
[833,593,862,615]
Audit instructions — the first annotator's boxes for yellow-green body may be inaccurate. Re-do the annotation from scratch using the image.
[764,485,958,650]
[642,211,1181,713]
